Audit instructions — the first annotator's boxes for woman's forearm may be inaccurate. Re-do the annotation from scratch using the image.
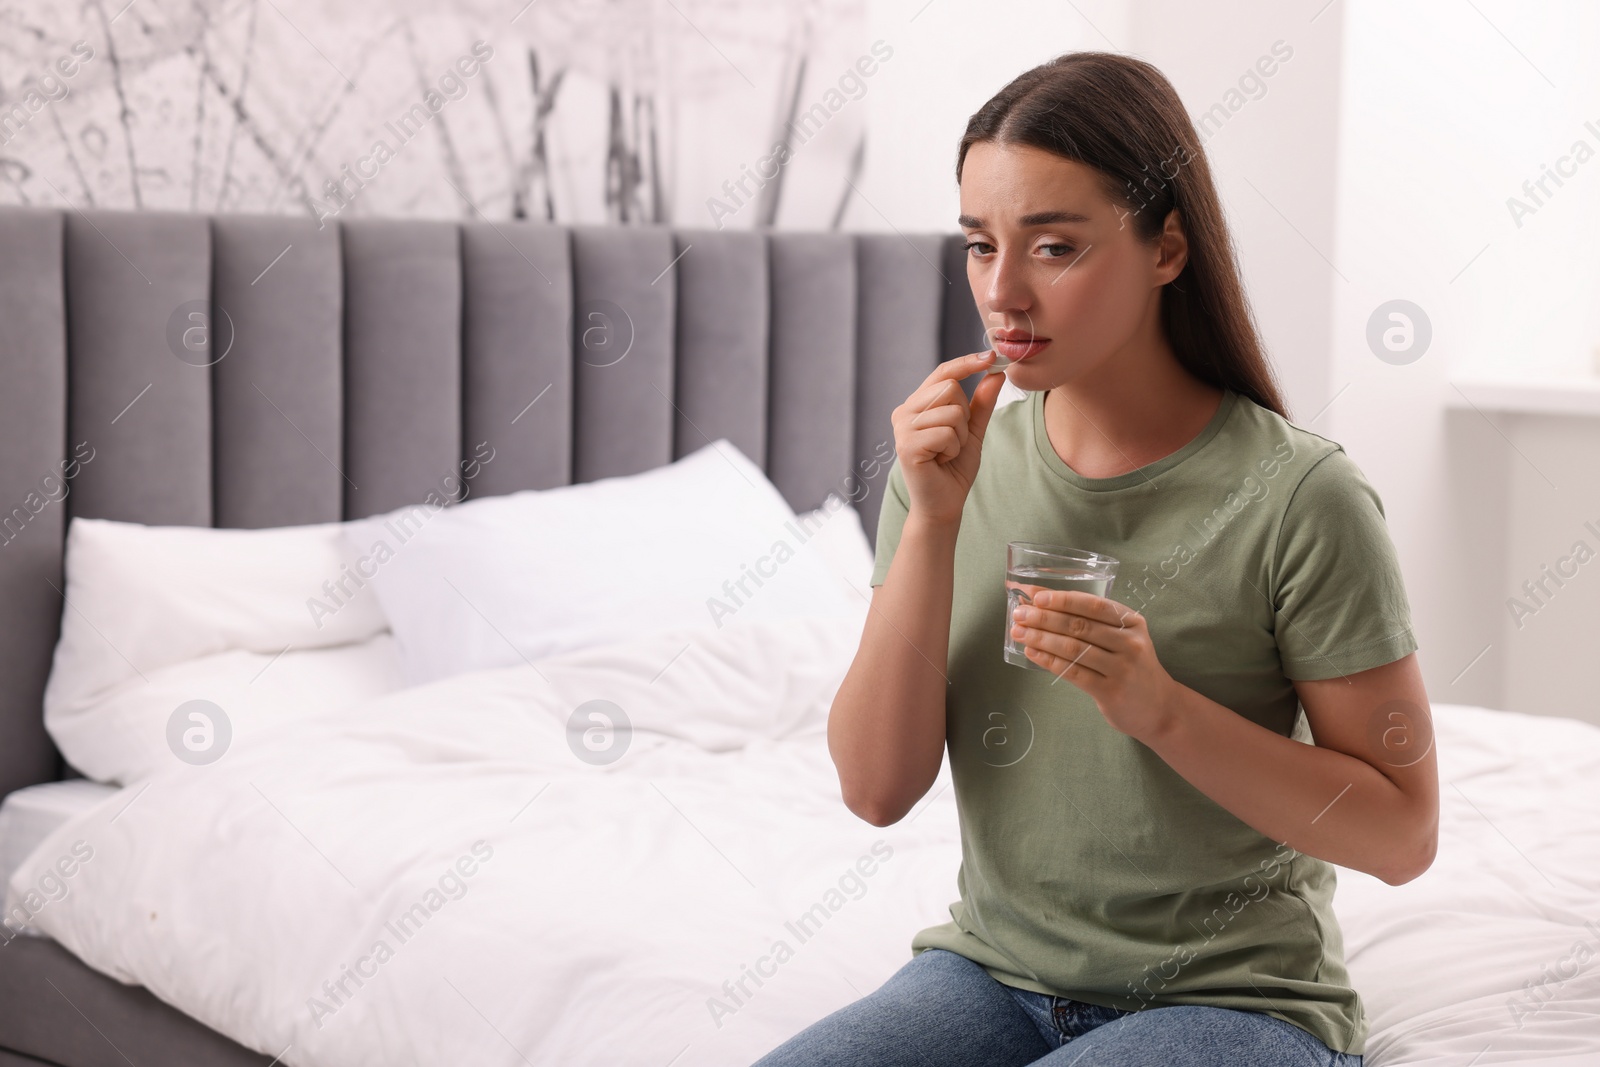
[827,513,960,826]
[1142,683,1436,884]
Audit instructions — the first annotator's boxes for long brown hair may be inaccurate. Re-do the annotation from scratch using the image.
[956,51,1291,421]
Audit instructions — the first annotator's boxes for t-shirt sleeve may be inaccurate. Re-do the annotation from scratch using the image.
[869,456,911,587]
[1271,448,1418,680]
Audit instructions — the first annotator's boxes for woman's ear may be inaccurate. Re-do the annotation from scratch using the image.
[1154,208,1188,286]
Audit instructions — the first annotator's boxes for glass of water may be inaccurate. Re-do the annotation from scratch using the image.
[1003,542,1120,670]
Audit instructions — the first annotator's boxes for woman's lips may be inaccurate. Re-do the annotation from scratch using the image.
[994,337,1050,361]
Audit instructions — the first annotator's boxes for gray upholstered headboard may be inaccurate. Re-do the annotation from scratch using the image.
[0,207,983,800]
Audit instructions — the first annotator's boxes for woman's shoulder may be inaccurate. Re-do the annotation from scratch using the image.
[1224,390,1361,484]
[1224,392,1390,521]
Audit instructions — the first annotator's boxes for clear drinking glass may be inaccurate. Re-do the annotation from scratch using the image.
[1003,542,1120,670]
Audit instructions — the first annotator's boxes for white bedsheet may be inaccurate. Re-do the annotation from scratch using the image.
[1334,704,1600,1066]
[6,608,1599,1066]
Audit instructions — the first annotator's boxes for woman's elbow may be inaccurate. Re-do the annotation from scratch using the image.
[1381,817,1439,886]
[839,784,906,828]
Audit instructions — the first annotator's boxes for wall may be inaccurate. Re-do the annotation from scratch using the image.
[1502,416,1600,722]
[1329,0,1600,726]
[850,0,1129,238]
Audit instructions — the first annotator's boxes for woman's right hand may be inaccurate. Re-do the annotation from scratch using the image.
[891,350,1009,528]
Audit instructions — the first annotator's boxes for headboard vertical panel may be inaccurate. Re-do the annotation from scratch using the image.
[939,233,986,367]
[569,225,676,483]
[766,233,856,516]
[669,230,769,467]
[211,216,344,528]
[852,234,948,542]
[0,208,68,797]
[65,211,213,527]
[461,222,574,497]
[341,220,463,519]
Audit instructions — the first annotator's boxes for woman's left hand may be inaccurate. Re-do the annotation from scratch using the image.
[1010,590,1180,744]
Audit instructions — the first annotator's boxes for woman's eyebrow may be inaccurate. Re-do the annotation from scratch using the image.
[958,210,1092,228]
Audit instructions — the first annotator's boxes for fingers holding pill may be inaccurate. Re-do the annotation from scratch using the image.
[890,349,1008,525]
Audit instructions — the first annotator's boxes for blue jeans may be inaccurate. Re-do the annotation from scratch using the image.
[750,948,1363,1066]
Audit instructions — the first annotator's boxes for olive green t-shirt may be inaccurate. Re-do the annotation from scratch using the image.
[868,385,1418,1056]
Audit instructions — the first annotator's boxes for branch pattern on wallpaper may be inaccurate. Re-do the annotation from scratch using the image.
[0,0,870,228]
[305,40,495,226]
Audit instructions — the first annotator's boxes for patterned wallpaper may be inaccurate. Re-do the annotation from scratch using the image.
[0,0,872,228]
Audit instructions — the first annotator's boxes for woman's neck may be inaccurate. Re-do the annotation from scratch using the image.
[1039,339,1225,481]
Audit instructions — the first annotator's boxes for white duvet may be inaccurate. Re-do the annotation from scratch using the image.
[9,605,1600,1066]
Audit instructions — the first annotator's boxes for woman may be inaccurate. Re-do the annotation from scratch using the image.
[752,51,1437,1067]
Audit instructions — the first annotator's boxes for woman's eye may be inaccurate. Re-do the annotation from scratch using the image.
[963,241,1076,258]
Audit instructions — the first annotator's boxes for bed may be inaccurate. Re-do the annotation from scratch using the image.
[1,205,1597,1067]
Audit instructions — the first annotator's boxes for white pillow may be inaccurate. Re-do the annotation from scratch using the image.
[794,494,875,600]
[342,439,859,685]
[44,518,400,784]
